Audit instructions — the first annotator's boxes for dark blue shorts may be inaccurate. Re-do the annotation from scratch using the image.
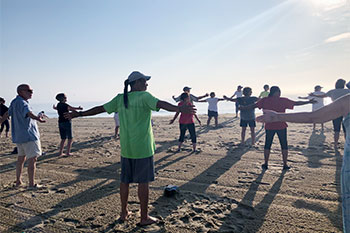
[121,156,155,184]
[59,121,73,139]
[240,119,256,127]
[208,110,218,117]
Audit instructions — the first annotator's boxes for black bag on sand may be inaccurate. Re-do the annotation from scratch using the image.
[164,185,179,197]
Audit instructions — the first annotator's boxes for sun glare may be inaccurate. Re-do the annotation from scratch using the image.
[308,0,347,11]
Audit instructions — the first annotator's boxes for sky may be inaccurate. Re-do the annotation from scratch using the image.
[1,0,350,106]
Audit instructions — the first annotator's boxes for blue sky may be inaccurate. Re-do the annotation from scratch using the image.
[1,0,349,105]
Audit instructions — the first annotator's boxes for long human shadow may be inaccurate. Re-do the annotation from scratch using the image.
[149,128,266,221]
[217,169,266,231]
[7,162,121,232]
[0,136,113,175]
[301,131,329,168]
[196,117,238,135]
[291,149,342,231]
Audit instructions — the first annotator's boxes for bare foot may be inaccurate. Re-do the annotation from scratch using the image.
[119,211,131,222]
[139,216,158,226]
[15,181,23,187]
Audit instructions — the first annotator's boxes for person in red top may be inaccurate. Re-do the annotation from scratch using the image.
[170,93,201,152]
[244,86,314,170]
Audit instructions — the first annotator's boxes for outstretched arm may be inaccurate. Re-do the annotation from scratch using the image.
[223,95,237,102]
[156,101,196,114]
[196,93,209,101]
[309,93,327,98]
[294,99,315,106]
[257,94,350,124]
[68,105,83,111]
[65,105,106,119]
[298,96,308,100]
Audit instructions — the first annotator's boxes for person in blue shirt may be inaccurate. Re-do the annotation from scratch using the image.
[0,84,45,188]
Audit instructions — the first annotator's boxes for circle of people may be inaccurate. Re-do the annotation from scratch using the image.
[0,73,349,229]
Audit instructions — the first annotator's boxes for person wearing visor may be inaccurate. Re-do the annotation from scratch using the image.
[65,71,196,226]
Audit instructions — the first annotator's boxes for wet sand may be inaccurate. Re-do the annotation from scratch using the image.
[0,115,345,232]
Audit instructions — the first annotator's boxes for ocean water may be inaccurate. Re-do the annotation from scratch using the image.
[30,95,328,119]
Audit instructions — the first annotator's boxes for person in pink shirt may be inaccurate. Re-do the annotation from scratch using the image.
[170,93,201,152]
[243,86,314,170]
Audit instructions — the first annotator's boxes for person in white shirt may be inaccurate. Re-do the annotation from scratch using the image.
[230,85,243,118]
[298,85,325,130]
[310,79,350,148]
[198,92,224,127]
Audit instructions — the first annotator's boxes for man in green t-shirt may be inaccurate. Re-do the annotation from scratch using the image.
[65,71,195,226]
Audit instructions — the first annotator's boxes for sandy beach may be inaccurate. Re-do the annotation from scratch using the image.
[0,114,345,232]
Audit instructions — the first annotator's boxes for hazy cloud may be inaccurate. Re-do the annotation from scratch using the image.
[325,32,350,43]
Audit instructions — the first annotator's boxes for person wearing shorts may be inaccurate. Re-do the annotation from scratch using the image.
[53,93,82,156]
[198,92,224,127]
[253,86,314,170]
[65,71,195,226]
[225,87,258,145]
[0,84,46,188]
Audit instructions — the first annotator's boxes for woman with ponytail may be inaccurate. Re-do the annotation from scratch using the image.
[65,71,195,226]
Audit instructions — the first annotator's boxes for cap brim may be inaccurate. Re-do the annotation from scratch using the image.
[144,76,151,80]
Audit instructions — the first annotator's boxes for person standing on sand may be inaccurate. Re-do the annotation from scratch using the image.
[298,85,325,131]
[256,94,350,233]
[197,92,224,127]
[172,86,208,104]
[0,84,46,188]
[53,93,83,156]
[241,86,315,170]
[309,78,350,149]
[230,85,243,118]
[0,97,10,138]
[65,71,195,226]
[224,87,259,145]
[170,92,201,152]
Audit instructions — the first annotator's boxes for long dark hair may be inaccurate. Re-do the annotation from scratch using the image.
[123,79,137,108]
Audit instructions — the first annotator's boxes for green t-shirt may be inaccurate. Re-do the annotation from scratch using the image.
[259,91,269,98]
[103,91,159,159]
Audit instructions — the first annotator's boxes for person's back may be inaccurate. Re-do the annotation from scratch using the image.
[238,96,258,120]
[104,91,159,158]
[327,88,350,101]
[57,102,70,123]
[256,96,294,130]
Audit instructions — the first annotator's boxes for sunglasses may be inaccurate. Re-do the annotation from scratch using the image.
[25,89,33,94]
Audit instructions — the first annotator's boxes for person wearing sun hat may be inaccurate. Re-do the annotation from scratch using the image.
[172,86,208,104]
[65,71,196,226]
